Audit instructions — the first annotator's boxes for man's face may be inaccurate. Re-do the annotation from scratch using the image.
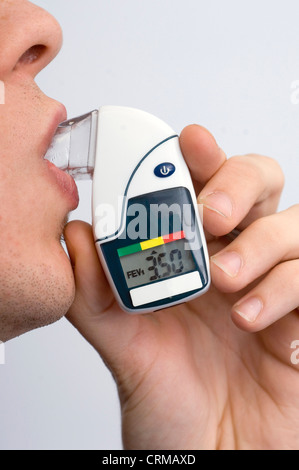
[0,0,79,341]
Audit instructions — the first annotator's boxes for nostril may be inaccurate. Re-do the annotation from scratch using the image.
[18,45,47,65]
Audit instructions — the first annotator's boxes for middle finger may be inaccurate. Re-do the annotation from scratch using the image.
[198,153,285,237]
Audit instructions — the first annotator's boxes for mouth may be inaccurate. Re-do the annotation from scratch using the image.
[42,104,79,211]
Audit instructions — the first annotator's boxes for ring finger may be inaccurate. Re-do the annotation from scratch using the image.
[210,205,299,330]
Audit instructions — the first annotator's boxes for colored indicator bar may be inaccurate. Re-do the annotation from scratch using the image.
[118,231,185,258]
[117,243,142,258]
[140,237,164,251]
[163,231,185,244]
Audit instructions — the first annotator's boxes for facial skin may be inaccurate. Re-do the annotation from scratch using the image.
[0,0,79,341]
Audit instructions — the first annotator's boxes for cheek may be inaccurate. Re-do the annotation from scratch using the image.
[0,167,67,246]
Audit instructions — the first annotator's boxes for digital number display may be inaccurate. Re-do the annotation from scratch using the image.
[119,238,196,289]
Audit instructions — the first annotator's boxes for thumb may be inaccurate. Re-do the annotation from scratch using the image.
[64,220,114,315]
[63,220,142,370]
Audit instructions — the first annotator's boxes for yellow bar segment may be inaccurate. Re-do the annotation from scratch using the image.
[141,237,164,251]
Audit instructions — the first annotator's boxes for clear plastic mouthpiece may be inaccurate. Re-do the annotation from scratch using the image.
[44,110,98,180]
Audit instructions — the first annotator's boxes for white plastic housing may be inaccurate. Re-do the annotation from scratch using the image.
[92,106,210,313]
[93,106,177,241]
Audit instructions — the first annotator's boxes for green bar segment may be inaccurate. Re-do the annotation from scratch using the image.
[118,243,142,258]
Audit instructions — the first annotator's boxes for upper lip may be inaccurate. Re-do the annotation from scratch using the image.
[40,103,67,159]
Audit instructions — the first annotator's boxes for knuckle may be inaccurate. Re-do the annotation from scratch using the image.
[265,156,285,191]
[249,215,277,241]
[226,155,264,187]
[251,154,285,193]
[229,154,285,192]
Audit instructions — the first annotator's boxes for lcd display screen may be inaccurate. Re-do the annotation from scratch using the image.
[118,235,196,289]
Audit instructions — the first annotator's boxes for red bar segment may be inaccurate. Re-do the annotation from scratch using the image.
[163,231,185,244]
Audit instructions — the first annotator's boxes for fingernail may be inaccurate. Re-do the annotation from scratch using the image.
[234,297,263,323]
[211,251,242,278]
[199,191,233,218]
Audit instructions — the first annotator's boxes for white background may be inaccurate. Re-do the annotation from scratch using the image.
[0,0,298,450]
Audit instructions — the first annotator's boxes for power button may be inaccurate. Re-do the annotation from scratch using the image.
[154,163,176,178]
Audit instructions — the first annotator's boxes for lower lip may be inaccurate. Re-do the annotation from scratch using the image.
[45,160,79,210]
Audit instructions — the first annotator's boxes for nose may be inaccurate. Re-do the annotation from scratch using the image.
[0,0,63,80]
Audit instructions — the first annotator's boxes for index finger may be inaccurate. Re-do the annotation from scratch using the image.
[179,124,227,190]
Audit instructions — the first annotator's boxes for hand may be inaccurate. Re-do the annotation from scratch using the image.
[64,125,299,450]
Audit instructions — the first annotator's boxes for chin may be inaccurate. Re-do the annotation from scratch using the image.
[0,245,76,342]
